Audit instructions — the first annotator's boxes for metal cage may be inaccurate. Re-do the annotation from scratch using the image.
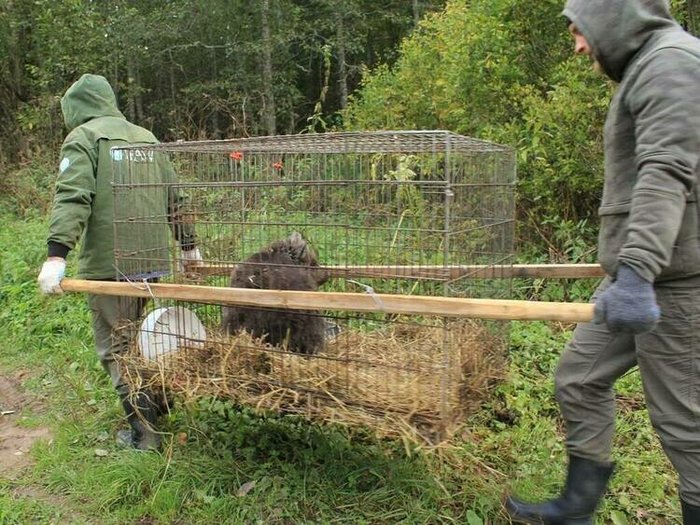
[111,130,516,440]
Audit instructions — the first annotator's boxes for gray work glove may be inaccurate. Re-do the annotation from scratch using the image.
[593,264,660,334]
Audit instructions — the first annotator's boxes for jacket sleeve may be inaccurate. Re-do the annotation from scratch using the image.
[47,136,98,254]
[620,47,700,281]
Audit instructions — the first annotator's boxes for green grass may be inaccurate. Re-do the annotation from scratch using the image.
[0,213,682,524]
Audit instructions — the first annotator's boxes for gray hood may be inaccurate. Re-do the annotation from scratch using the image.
[563,0,677,82]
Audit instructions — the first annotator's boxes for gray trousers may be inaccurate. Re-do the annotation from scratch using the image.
[555,278,700,506]
[87,294,147,398]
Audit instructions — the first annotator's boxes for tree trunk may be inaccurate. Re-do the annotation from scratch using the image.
[261,0,276,135]
[126,56,137,122]
[167,49,179,135]
[208,20,222,139]
[688,0,700,36]
[336,11,348,109]
[2,0,33,160]
[135,67,144,123]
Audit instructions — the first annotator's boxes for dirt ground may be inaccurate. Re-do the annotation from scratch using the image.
[0,369,52,478]
[0,369,92,522]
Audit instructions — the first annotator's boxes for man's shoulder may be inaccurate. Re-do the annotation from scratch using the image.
[622,29,700,87]
[69,116,159,145]
[646,28,700,60]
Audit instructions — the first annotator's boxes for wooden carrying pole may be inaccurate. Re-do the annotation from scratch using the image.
[191,263,605,280]
[60,278,594,323]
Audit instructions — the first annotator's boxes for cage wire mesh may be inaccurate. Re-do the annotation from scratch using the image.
[111,130,516,442]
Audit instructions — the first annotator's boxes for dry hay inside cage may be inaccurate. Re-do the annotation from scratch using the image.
[117,318,505,443]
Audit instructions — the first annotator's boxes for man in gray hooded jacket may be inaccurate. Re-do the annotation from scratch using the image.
[506,1,700,524]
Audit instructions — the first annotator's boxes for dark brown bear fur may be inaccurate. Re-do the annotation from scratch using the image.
[221,232,329,355]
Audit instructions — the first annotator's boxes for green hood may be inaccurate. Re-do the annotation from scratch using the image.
[563,0,677,82]
[60,74,125,131]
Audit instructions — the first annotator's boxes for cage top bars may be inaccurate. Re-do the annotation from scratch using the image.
[114,130,513,155]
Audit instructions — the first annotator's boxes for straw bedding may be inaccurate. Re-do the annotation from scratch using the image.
[117,318,505,443]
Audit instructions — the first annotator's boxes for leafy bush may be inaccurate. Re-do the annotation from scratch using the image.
[493,59,612,257]
[0,155,56,217]
[344,0,613,257]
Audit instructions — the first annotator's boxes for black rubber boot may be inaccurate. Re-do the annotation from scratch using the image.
[118,391,162,451]
[682,499,700,525]
[505,455,614,525]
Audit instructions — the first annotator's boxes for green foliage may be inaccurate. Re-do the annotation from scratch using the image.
[345,0,568,133]
[344,0,613,255]
[0,487,66,525]
[0,154,56,217]
[492,60,612,255]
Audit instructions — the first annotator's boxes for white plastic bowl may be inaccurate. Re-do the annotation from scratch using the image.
[138,306,207,361]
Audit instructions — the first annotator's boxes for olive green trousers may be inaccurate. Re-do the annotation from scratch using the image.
[87,294,147,398]
[555,278,700,506]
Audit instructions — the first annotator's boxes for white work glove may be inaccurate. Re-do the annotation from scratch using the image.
[178,247,204,273]
[38,257,66,294]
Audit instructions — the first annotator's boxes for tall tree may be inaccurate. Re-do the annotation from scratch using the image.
[261,0,277,135]
[335,7,349,109]
[688,0,700,35]
[0,0,31,162]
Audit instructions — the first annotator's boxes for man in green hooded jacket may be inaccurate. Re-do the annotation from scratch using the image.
[506,1,700,523]
[38,74,202,450]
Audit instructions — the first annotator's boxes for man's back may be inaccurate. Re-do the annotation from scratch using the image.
[48,75,171,279]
